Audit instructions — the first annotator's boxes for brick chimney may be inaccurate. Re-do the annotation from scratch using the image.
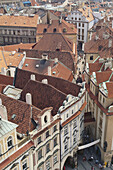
[108,39,112,48]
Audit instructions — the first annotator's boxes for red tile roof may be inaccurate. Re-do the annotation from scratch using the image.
[15,68,81,97]
[19,50,76,73]
[106,82,113,99]
[0,74,13,85]
[32,33,73,52]
[37,19,77,34]
[0,93,41,134]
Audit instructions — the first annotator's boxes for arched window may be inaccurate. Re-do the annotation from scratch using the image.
[7,136,13,149]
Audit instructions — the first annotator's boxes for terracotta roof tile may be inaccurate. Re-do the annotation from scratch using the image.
[0,74,13,85]
[15,68,81,97]
[0,43,35,52]
[37,19,77,34]
[32,33,73,52]
[0,93,41,134]
[21,79,66,115]
[19,49,76,73]
[0,15,38,27]
[106,82,113,98]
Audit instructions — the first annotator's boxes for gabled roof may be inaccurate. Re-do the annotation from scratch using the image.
[19,50,76,73]
[32,33,73,52]
[78,6,94,22]
[106,82,113,99]
[0,93,41,134]
[37,19,77,34]
[0,43,34,52]
[21,79,66,115]
[0,118,18,137]
[0,50,24,70]
[0,15,38,27]
[0,74,13,86]
[96,71,112,85]
[15,68,81,97]
[22,58,73,81]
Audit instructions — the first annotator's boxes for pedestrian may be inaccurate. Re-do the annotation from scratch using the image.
[91,166,95,170]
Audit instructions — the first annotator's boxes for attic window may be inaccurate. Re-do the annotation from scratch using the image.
[63,28,67,33]
[12,114,16,120]
[53,28,57,33]
[53,71,56,75]
[90,56,93,60]
[43,28,47,33]
[98,45,103,51]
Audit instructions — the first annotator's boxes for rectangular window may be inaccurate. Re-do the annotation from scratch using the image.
[82,23,84,27]
[46,143,50,154]
[79,23,81,27]
[64,126,68,136]
[73,120,77,129]
[78,29,80,35]
[54,137,57,147]
[38,149,42,160]
[46,160,50,170]
[53,125,57,133]
[46,131,49,138]
[22,160,27,170]
[53,154,57,165]
[64,141,68,152]
[90,56,93,60]
[38,136,41,144]
[73,134,77,144]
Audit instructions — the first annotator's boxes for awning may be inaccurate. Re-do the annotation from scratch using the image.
[78,139,100,150]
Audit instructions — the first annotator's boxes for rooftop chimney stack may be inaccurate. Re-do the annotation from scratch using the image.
[48,66,51,76]
[26,93,32,105]
[0,98,8,120]
[1,67,6,75]
[108,39,112,48]
[54,58,58,64]
[30,74,36,81]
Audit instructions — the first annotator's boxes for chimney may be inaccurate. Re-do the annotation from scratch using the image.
[112,20,113,29]
[54,58,58,64]
[88,9,90,17]
[48,66,51,76]
[49,18,52,25]
[107,16,110,21]
[30,74,36,81]
[1,67,6,75]
[73,43,75,54]
[0,98,8,120]
[42,79,48,84]
[26,93,32,105]
[95,34,99,40]
[108,39,112,48]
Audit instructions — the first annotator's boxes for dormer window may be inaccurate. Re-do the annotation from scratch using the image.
[7,136,13,150]
[63,28,67,33]
[53,28,57,33]
[43,28,47,33]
